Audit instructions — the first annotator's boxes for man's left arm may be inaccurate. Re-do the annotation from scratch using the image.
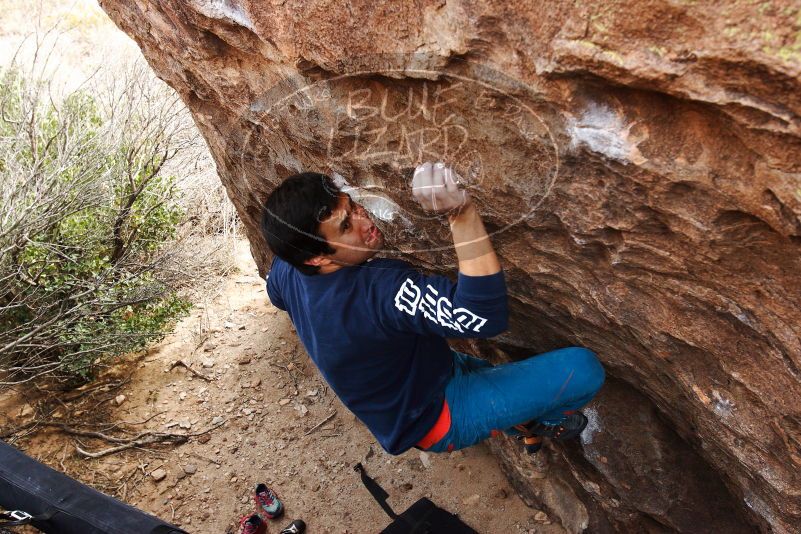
[375,264,508,339]
[435,167,508,336]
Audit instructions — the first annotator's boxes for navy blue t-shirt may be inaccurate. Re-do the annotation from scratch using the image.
[266,256,508,454]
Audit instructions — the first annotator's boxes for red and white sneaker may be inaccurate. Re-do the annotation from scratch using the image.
[254,483,284,520]
[240,514,266,534]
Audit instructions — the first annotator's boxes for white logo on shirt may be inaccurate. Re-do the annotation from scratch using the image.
[393,278,487,333]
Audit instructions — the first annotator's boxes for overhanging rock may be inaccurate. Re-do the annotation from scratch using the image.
[98,1,801,531]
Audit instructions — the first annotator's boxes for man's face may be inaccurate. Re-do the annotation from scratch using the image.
[314,193,384,270]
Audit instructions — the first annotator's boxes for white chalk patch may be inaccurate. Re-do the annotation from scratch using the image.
[332,172,412,227]
[743,491,780,531]
[331,171,350,190]
[566,103,646,164]
[191,0,254,30]
[358,194,407,223]
[580,406,601,445]
[726,301,755,328]
[733,310,751,325]
[711,389,735,418]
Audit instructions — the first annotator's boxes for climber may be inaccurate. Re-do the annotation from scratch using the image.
[260,162,605,455]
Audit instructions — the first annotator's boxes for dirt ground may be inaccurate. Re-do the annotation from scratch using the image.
[2,240,565,534]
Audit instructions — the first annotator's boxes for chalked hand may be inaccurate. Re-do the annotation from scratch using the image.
[411,161,471,214]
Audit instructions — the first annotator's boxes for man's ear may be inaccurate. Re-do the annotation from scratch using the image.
[304,256,333,267]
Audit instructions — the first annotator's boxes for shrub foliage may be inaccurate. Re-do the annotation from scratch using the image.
[0,61,195,386]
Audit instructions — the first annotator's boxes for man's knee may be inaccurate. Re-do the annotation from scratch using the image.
[564,346,605,395]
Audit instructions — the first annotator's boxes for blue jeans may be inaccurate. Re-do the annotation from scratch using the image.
[422,347,605,452]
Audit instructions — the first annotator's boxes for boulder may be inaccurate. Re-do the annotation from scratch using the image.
[98,1,801,531]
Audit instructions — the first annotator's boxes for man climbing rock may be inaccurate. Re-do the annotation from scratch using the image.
[260,162,605,455]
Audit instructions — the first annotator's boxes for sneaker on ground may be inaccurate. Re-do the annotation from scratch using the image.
[280,519,306,534]
[255,483,284,520]
[526,411,588,441]
[240,514,266,534]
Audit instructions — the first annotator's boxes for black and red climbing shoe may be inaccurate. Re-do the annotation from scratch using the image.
[514,412,588,455]
[240,514,267,534]
[280,519,307,534]
[520,435,543,454]
[525,412,589,441]
[513,424,544,454]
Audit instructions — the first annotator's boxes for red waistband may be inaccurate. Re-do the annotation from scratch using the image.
[417,399,451,449]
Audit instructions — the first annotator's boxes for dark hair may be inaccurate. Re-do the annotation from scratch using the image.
[261,172,341,275]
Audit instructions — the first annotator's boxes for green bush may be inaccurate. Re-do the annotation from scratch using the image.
[0,64,194,385]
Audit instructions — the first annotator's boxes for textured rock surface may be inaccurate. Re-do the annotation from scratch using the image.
[486,373,757,533]
[98,1,801,531]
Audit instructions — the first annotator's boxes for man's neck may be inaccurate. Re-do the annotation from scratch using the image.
[316,262,345,275]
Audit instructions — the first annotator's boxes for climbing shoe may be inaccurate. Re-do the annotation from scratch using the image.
[525,412,589,441]
[254,483,284,520]
[521,435,543,454]
[280,519,306,534]
[513,424,544,454]
[240,514,267,534]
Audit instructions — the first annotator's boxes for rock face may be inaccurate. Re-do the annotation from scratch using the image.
[487,375,758,533]
[98,1,801,531]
